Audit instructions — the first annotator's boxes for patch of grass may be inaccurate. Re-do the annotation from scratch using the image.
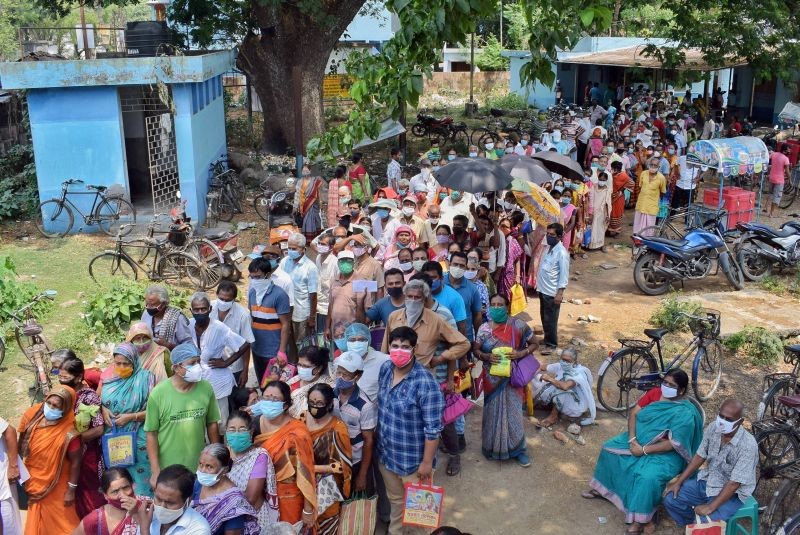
[649,294,703,333]
[723,325,784,366]
[759,275,787,295]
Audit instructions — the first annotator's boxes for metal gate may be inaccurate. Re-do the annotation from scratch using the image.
[145,112,179,213]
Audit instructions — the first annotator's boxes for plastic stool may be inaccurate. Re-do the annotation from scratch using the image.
[725,496,758,535]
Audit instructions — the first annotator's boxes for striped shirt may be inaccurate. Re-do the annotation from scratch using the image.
[248,285,290,358]
[333,385,377,465]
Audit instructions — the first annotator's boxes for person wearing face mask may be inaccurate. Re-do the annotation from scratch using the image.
[100,343,156,498]
[345,199,367,226]
[189,292,249,427]
[465,249,490,317]
[437,187,475,230]
[582,369,704,535]
[143,343,221,491]
[332,352,378,499]
[125,322,171,383]
[633,157,667,237]
[468,144,479,158]
[513,133,534,156]
[209,281,255,389]
[422,261,468,338]
[253,381,317,526]
[326,165,352,227]
[279,233,319,352]
[17,385,82,535]
[586,171,612,251]
[366,198,398,244]
[304,383,353,534]
[135,464,211,535]
[247,257,292,388]
[377,327,445,535]
[387,147,402,192]
[663,398,758,528]
[409,159,439,203]
[382,196,432,249]
[327,250,371,349]
[377,225,417,272]
[532,347,596,427]
[56,357,105,517]
[483,140,498,160]
[473,293,539,468]
[191,443,259,535]
[74,468,145,535]
[609,161,635,237]
[536,223,569,351]
[443,252,483,342]
[285,346,335,419]
[223,410,279,533]
[361,268,406,327]
[344,323,390,401]
[140,285,191,351]
[292,164,323,241]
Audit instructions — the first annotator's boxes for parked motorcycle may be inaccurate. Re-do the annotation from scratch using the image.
[734,221,800,281]
[632,212,745,295]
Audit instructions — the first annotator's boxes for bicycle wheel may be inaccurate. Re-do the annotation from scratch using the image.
[157,251,206,288]
[217,192,235,222]
[596,347,658,412]
[0,337,5,368]
[691,340,723,401]
[778,511,800,535]
[35,199,74,238]
[184,238,223,287]
[757,378,800,420]
[450,128,472,150]
[779,175,797,209]
[757,427,800,476]
[224,182,242,213]
[253,193,270,221]
[473,128,500,147]
[95,197,137,236]
[88,252,138,284]
[764,479,800,534]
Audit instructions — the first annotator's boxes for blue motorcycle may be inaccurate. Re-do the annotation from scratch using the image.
[632,213,745,295]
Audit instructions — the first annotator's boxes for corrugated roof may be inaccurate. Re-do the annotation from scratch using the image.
[559,46,745,70]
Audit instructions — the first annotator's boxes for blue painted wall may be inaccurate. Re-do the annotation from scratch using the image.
[508,56,559,108]
[28,86,127,234]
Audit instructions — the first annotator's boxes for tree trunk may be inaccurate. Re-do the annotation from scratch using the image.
[237,0,366,154]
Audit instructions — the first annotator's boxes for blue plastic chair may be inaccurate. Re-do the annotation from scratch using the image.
[725,495,758,535]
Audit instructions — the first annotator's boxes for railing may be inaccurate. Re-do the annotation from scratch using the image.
[18,26,126,59]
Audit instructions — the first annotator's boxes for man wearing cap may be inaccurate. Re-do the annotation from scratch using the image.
[144,342,221,489]
[247,257,291,381]
[368,198,399,244]
[248,245,295,309]
[382,195,433,248]
[333,351,378,493]
[409,159,438,204]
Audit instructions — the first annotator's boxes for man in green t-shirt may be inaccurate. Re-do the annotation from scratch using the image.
[144,342,220,489]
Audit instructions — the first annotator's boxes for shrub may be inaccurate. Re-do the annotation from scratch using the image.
[475,35,509,72]
[483,92,528,113]
[0,144,38,219]
[649,295,702,333]
[723,325,784,366]
[225,115,263,150]
[83,279,189,341]
[0,256,52,333]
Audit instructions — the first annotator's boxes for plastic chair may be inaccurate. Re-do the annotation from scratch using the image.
[725,495,758,535]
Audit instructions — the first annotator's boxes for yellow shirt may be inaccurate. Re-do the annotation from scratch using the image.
[635,171,666,216]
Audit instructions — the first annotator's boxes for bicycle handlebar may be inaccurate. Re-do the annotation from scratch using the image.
[677,311,717,325]
[10,291,57,319]
[64,179,85,185]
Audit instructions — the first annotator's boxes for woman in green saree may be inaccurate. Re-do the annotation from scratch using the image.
[582,369,703,534]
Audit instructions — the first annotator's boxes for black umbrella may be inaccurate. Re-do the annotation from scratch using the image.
[433,157,514,193]
[499,154,553,185]
[531,151,585,182]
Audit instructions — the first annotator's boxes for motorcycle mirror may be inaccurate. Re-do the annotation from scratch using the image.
[774,125,779,130]
[45,290,58,298]
[176,191,182,199]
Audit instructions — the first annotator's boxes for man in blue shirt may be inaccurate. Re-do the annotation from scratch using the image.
[443,252,482,342]
[247,258,291,383]
[377,326,444,535]
[537,223,570,351]
[362,268,405,326]
[421,261,467,337]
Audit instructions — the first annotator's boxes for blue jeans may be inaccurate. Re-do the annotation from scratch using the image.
[663,478,743,526]
[455,415,465,435]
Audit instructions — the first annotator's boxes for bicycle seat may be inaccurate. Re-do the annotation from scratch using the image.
[777,395,800,409]
[786,344,800,354]
[644,328,669,340]
[87,184,107,192]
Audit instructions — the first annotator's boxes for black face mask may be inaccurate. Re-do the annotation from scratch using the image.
[309,404,331,419]
[58,378,76,387]
[193,312,210,327]
[387,286,403,299]
[546,235,560,247]
[146,307,161,317]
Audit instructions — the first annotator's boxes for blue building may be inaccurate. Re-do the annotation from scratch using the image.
[0,49,234,232]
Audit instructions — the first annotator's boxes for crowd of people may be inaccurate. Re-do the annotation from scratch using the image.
[0,84,763,535]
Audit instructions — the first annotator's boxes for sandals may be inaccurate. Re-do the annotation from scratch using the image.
[446,455,461,476]
[581,489,602,499]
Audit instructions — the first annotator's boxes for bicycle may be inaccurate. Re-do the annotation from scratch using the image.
[596,309,723,412]
[207,176,238,223]
[777,511,800,535]
[779,164,800,209]
[36,179,137,238]
[88,224,213,289]
[210,157,245,209]
[757,345,800,421]
[7,290,58,402]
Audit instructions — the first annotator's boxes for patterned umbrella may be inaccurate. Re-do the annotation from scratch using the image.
[499,154,553,185]
[509,178,562,226]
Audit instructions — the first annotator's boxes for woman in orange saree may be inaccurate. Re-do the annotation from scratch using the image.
[253,380,317,529]
[18,385,82,535]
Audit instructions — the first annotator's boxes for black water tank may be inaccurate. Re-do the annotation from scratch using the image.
[126,21,172,57]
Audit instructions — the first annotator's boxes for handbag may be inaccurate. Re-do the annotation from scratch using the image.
[102,422,137,468]
[316,474,344,515]
[452,366,473,393]
[582,226,592,248]
[441,392,473,425]
[402,481,445,530]
[488,349,511,378]
[685,515,726,534]
[510,283,526,316]
[510,354,541,388]
[337,492,377,535]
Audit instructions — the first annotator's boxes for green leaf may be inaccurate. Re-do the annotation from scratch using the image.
[455,0,469,13]
[579,8,595,27]
[410,73,424,95]
[392,0,411,12]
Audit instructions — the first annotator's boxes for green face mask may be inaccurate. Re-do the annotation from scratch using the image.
[225,431,253,453]
[489,306,509,323]
[339,260,355,275]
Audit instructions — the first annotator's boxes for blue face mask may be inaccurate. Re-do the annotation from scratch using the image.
[347,340,369,356]
[43,404,63,421]
[251,400,285,419]
[335,377,355,391]
[196,470,221,487]
[287,249,302,260]
[268,259,278,270]
[431,279,442,292]
[225,431,253,453]
[561,361,574,373]
[335,337,348,351]
[377,209,390,219]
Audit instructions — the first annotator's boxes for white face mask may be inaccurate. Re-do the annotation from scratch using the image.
[421,168,431,178]
[469,152,478,158]
[402,206,415,217]
[464,269,478,280]
[153,503,186,525]
[182,363,203,383]
[520,140,529,146]
[485,143,494,150]
[660,383,678,399]
[317,244,330,254]
[715,415,741,435]
[215,299,233,312]
[552,131,562,142]
[297,366,315,382]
